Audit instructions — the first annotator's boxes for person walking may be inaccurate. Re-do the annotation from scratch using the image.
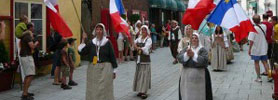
[164,20,171,47]
[261,14,274,75]
[133,25,152,99]
[178,25,193,53]
[78,23,117,100]
[177,33,213,100]
[271,16,278,66]
[125,21,135,61]
[272,16,278,42]
[160,25,167,47]
[168,20,182,64]
[20,22,39,100]
[117,32,125,63]
[211,26,229,71]
[135,20,142,38]
[248,15,270,82]
[150,24,158,50]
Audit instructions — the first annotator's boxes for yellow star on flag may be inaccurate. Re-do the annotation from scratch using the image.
[225,0,230,3]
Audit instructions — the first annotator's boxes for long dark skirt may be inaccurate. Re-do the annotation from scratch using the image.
[170,41,179,59]
[133,64,151,93]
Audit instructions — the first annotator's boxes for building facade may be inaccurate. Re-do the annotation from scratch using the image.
[91,0,149,27]
[0,0,82,73]
[240,0,277,17]
[149,0,186,31]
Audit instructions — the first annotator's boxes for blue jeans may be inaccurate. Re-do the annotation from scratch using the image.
[151,34,157,44]
[51,51,58,76]
[251,55,268,61]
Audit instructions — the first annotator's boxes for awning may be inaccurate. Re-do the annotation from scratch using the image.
[176,0,185,12]
[149,0,166,9]
[166,0,178,11]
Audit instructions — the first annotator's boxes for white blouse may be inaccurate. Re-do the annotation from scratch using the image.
[135,36,152,55]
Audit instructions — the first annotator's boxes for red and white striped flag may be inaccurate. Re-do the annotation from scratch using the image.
[182,0,216,30]
[109,0,130,37]
[44,0,73,37]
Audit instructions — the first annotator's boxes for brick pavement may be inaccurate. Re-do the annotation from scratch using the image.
[0,47,274,100]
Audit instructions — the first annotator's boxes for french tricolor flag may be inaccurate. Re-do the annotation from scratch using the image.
[109,0,130,37]
[182,0,216,30]
[207,0,256,42]
[44,0,73,37]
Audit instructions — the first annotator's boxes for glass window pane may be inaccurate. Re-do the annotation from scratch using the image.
[31,4,42,19]
[37,36,43,50]
[15,3,28,19]
[31,20,42,35]
[15,20,20,28]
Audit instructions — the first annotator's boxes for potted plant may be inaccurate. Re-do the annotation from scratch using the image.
[34,51,54,67]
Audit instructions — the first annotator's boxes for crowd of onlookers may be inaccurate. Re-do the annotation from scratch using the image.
[12,15,79,100]
[3,12,278,100]
[1,12,278,100]
[4,16,177,100]
[116,20,176,64]
[247,13,278,82]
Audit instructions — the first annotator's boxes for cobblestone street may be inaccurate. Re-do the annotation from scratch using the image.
[0,47,274,100]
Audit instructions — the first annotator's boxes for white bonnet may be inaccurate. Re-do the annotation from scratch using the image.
[92,23,107,37]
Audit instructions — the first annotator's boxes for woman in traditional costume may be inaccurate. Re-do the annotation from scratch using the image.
[133,25,152,99]
[169,20,182,64]
[178,25,193,53]
[177,33,213,100]
[211,26,229,71]
[78,23,117,100]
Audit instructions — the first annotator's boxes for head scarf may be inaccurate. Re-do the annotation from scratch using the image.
[190,32,203,50]
[92,23,107,37]
[135,20,142,27]
[171,20,178,24]
[91,23,109,46]
[140,25,151,35]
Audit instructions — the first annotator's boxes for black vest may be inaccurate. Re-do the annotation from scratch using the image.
[136,39,151,63]
[170,27,180,43]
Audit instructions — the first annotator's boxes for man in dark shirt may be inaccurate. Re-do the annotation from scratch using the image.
[168,20,182,64]
[19,22,39,100]
[47,31,62,78]
[261,14,274,76]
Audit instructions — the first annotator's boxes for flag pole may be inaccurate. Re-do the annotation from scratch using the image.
[198,22,208,34]
[71,0,86,33]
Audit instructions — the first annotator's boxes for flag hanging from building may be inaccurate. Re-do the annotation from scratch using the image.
[44,0,73,37]
[207,0,256,42]
[182,0,216,30]
[109,0,130,37]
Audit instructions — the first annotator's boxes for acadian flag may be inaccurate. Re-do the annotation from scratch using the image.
[109,0,130,37]
[44,0,73,37]
[207,0,256,42]
[182,0,216,30]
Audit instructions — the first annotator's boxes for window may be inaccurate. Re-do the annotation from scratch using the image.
[14,1,46,51]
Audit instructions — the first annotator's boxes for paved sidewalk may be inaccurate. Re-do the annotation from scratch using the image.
[0,47,274,100]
